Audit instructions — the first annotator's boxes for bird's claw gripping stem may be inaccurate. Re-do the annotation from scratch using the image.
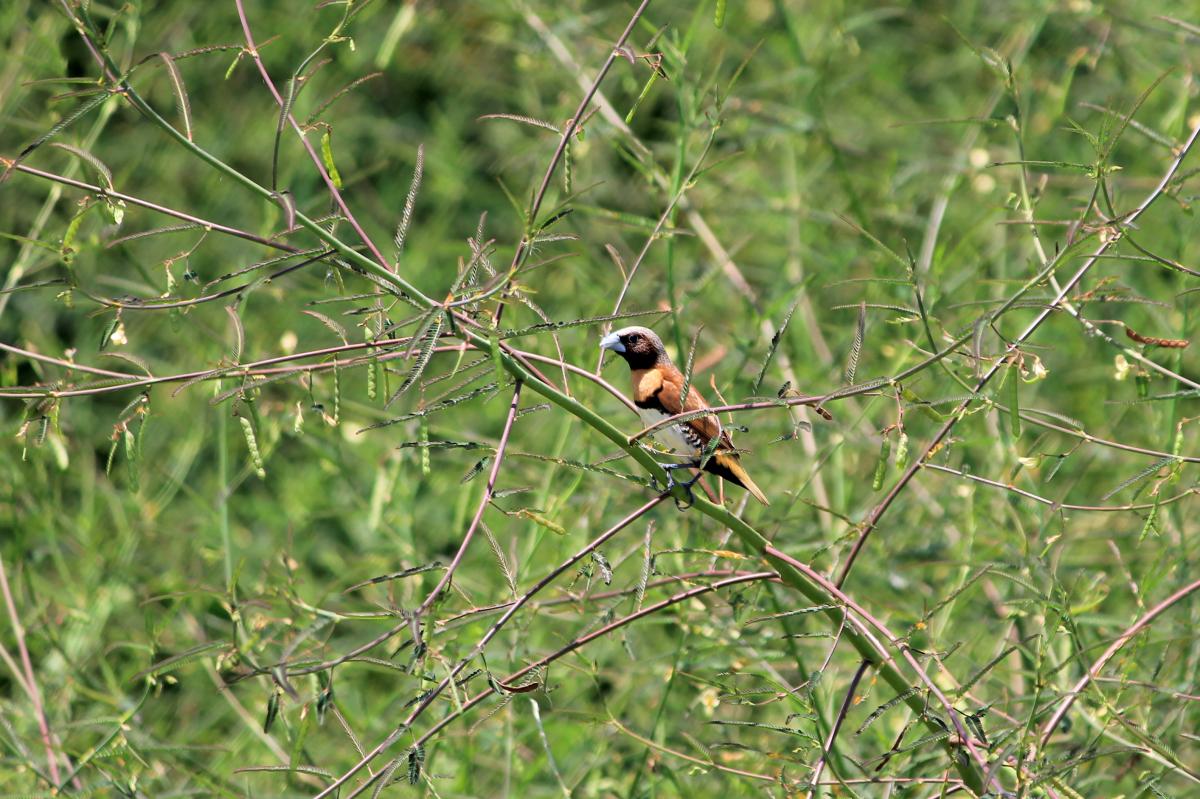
[655,462,701,511]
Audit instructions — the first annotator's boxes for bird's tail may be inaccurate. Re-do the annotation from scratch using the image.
[708,452,770,506]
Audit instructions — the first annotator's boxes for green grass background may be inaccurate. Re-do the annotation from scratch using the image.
[2,1,1199,796]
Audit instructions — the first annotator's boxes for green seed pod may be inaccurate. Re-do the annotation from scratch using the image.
[240,416,266,479]
[124,425,139,491]
[562,137,573,194]
[332,361,341,425]
[1139,503,1158,543]
[419,419,431,476]
[366,329,378,401]
[106,433,120,475]
[872,436,891,490]
[263,688,280,733]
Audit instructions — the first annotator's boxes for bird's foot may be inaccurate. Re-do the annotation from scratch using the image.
[657,462,702,510]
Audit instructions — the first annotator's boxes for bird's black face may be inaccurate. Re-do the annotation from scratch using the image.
[600,326,667,370]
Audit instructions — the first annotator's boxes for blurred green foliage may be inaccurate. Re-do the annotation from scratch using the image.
[2,0,1199,796]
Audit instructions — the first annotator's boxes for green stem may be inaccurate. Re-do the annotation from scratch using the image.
[62,7,988,790]
[215,383,232,593]
[473,332,987,793]
[64,7,434,308]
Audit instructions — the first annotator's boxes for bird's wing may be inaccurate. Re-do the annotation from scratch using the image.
[655,368,734,452]
[637,366,767,504]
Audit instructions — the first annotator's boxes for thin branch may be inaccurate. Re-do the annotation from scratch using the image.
[1,158,298,253]
[437,568,765,626]
[342,570,775,799]
[314,494,670,799]
[1038,577,1200,749]
[0,341,626,410]
[627,393,830,444]
[837,119,1200,589]
[493,0,652,327]
[83,250,333,311]
[233,0,393,274]
[416,382,524,617]
[764,548,990,761]
[0,554,63,785]
[0,341,138,380]
[807,659,871,797]
[923,462,1199,512]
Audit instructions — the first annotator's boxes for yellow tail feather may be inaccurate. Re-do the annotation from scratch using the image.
[711,452,770,506]
[736,470,770,506]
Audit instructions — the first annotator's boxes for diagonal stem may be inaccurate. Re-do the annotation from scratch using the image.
[233,0,393,274]
[0,554,63,785]
[0,160,299,254]
[313,493,669,798]
[595,128,717,373]
[1038,577,1200,750]
[416,382,524,617]
[57,0,435,307]
[837,120,1200,590]
[762,545,994,786]
[807,659,871,797]
[493,0,652,327]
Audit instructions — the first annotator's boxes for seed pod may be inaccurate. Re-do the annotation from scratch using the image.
[872,435,892,491]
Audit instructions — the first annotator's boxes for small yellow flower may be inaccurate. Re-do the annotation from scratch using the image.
[972,173,996,194]
[1113,354,1132,381]
[699,686,720,717]
[1024,355,1048,382]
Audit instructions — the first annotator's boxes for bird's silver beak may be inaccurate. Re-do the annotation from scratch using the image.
[599,332,625,353]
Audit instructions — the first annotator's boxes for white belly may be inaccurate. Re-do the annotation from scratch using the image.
[637,407,698,455]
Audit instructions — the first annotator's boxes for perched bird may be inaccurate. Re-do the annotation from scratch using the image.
[600,325,769,505]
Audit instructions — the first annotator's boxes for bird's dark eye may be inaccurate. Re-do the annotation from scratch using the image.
[628,334,640,344]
